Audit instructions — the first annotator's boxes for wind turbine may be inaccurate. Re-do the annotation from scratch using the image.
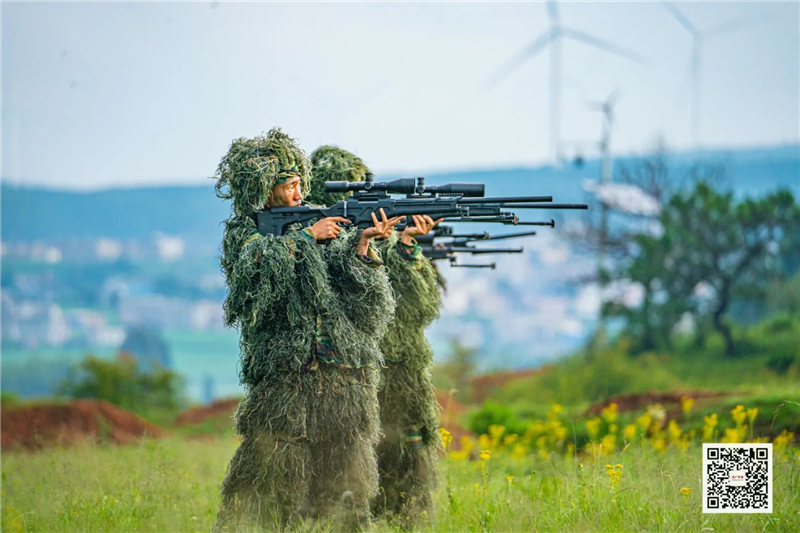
[484,1,646,165]
[661,2,775,147]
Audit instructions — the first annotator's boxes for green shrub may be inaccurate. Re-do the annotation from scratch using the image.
[467,399,527,436]
[58,354,186,426]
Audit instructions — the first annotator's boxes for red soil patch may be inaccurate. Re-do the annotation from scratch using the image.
[585,390,731,418]
[470,366,552,403]
[1,399,165,451]
[174,398,241,427]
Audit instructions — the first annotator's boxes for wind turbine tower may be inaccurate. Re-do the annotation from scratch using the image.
[661,2,772,148]
[484,1,645,164]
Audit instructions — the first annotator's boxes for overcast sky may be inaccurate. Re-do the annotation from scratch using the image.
[3,1,798,190]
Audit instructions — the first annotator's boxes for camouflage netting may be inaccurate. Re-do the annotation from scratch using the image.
[214,128,312,217]
[213,133,396,532]
[373,234,443,527]
[307,145,370,206]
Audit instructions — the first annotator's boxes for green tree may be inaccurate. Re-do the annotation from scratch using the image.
[616,182,800,356]
[58,354,186,425]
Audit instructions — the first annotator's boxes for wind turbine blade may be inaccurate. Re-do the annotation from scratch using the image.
[547,0,559,24]
[561,28,648,64]
[661,1,699,36]
[482,31,553,91]
[705,12,775,37]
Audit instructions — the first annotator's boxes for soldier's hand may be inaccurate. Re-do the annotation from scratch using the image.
[361,209,405,241]
[401,215,443,245]
[310,217,350,241]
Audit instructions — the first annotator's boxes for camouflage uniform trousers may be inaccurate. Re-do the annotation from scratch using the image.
[213,364,381,532]
[373,359,440,530]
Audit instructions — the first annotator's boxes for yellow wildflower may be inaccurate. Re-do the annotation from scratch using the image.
[488,424,506,443]
[461,435,476,455]
[479,449,491,461]
[680,396,695,414]
[601,403,618,423]
[667,420,683,442]
[585,417,602,440]
[623,423,638,442]
[439,428,453,451]
[731,405,747,426]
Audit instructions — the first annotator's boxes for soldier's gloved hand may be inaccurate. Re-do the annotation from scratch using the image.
[357,208,405,254]
[310,217,350,241]
[401,215,443,245]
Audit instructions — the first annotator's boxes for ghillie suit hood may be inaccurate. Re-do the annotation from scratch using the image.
[307,145,370,206]
[214,128,312,217]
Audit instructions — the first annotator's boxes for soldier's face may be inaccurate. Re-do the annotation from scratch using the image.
[268,176,303,207]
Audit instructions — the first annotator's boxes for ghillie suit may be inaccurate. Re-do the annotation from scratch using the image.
[309,146,443,530]
[213,131,395,533]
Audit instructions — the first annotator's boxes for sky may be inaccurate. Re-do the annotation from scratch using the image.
[2,1,799,190]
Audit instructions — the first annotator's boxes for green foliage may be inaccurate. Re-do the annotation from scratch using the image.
[611,180,800,356]
[493,344,681,407]
[0,390,21,408]
[467,400,527,437]
[766,352,797,376]
[57,354,186,426]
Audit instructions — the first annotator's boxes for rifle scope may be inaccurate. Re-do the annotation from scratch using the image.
[324,175,416,195]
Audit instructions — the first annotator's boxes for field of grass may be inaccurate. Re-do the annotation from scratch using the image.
[3,430,798,533]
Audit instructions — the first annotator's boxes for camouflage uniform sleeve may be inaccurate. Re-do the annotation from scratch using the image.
[220,216,321,330]
[323,228,395,335]
[382,233,441,328]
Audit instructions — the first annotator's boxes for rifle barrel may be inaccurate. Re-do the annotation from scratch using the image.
[458,195,552,204]
[498,203,588,209]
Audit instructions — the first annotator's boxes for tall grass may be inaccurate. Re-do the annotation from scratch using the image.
[3,436,797,532]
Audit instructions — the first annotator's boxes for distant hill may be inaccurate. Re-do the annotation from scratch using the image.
[3,144,798,245]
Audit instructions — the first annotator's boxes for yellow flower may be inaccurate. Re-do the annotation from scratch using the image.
[478,434,492,450]
[680,396,695,414]
[623,423,638,442]
[601,434,617,455]
[506,475,514,483]
[461,435,476,455]
[731,405,747,426]
[667,420,683,442]
[585,417,602,440]
[680,487,691,496]
[479,449,492,461]
[439,428,453,450]
[702,413,718,441]
[601,403,619,423]
[636,412,653,433]
[489,424,506,442]
[746,408,758,426]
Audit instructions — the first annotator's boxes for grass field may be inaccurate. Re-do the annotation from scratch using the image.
[2,432,798,533]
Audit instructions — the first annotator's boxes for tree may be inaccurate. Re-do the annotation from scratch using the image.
[58,353,186,424]
[667,183,800,356]
[617,182,800,356]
